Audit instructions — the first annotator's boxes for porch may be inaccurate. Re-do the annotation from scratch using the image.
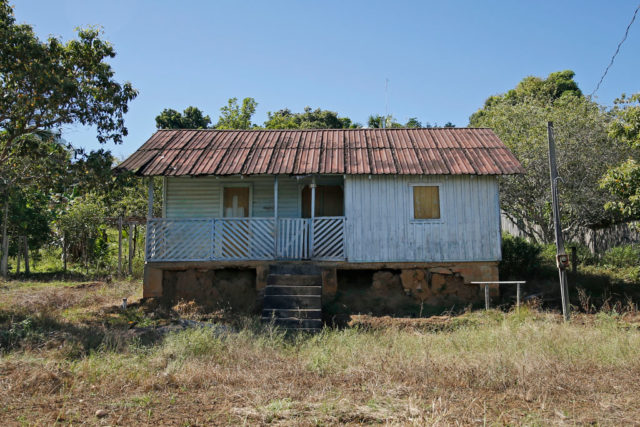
[145,174,347,262]
[146,216,346,261]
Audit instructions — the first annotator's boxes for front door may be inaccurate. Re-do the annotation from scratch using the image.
[220,186,251,258]
[301,185,344,218]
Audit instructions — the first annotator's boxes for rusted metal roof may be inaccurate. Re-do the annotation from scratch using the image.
[116,128,524,176]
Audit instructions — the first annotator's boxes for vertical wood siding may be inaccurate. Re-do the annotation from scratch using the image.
[165,176,300,218]
[344,175,501,262]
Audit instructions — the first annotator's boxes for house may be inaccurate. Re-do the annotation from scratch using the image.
[117,128,523,327]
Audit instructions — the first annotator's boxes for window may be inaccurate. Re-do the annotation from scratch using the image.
[223,186,250,217]
[412,185,440,220]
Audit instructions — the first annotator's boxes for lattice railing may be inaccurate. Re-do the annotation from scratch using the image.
[147,218,213,261]
[146,217,346,262]
[277,218,310,260]
[312,217,346,260]
[215,218,276,260]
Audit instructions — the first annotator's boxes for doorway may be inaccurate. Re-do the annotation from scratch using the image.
[301,185,344,217]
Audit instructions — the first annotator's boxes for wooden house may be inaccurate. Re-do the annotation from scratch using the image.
[117,128,523,328]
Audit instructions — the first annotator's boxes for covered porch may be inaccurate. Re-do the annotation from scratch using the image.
[145,175,347,262]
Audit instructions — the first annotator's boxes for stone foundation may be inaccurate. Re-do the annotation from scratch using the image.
[142,261,498,314]
[160,268,257,313]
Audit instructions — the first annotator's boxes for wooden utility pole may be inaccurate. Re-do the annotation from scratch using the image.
[548,122,570,320]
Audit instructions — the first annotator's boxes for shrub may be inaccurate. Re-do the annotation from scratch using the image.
[499,233,542,279]
[602,245,640,268]
[541,242,597,266]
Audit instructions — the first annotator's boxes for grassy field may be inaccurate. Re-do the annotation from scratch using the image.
[1,279,640,425]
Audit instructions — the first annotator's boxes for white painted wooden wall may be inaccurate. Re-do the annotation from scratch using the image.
[344,175,502,262]
[163,174,502,263]
[165,176,300,218]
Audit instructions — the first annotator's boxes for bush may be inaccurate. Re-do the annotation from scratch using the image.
[541,242,597,266]
[499,233,542,279]
[602,245,640,268]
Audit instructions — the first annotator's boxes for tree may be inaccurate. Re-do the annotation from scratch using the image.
[367,115,402,128]
[265,107,360,129]
[601,93,640,216]
[216,97,257,129]
[470,70,581,125]
[0,1,137,277]
[470,71,629,243]
[155,106,212,129]
[405,117,422,128]
[0,132,71,276]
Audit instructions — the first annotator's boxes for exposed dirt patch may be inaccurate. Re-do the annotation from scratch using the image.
[162,268,257,313]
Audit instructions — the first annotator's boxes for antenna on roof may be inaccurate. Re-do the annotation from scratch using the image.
[384,78,390,129]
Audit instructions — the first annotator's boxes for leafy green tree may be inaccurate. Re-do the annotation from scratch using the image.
[0,0,136,276]
[57,195,108,270]
[0,1,136,162]
[155,106,212,129]
[216,97,257,129]
[265,107,359,129]
[367,115,402,128]
[5,188,51,273]
[601,93,640,216]
[405,117,422,128]
[470,70,581,124]
[470,71,629,243]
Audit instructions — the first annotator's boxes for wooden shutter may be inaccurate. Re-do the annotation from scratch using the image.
[413,186,440,219]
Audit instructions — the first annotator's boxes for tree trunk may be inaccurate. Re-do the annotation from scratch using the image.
[133,225,137,259]
[62,233,67,273]
[16,238,21,274]
[0,197,8,278]
[23,236,29,275]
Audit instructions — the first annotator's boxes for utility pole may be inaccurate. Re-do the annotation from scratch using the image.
[547,122,570,320]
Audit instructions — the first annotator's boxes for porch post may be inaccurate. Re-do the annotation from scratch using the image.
[310,176,316,258]
[274,175,279,257]
[145,178,154,261]
[147,178,154,219]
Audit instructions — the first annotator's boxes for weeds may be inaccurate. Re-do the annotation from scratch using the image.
[1,279,640,424]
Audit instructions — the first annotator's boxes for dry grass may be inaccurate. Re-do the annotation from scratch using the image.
[1,279,640,425]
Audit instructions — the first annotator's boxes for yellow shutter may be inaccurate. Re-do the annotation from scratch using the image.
[413,186,440,219]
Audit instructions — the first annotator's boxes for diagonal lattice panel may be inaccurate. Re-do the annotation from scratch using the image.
[312,217,346,260]
[217,219,251,259]
[147,219,213,261]
[248,219,276,259]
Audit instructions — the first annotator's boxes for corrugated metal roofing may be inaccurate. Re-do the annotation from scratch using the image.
[116,128,524,176]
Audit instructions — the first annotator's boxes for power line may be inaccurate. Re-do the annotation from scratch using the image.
[590,3,640,98]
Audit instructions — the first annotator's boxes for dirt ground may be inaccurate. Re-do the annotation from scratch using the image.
[1,278,640,425]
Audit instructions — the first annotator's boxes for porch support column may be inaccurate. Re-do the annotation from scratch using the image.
[274,175,279,257]
[147,178,154,219]
[310,176,316,258]
[145,178,154,261]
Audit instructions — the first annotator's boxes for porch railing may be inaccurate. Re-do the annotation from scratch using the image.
[146,217,346,262]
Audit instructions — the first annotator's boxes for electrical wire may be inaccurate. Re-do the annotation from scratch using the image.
[590,3,640,98]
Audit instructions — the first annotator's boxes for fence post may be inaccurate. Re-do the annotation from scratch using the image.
[128,223,133,276]
[516,282,521,309]
[485,284,490,310]
[117,216,123,277]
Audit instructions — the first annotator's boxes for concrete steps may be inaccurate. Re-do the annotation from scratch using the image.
[261,264,323,332]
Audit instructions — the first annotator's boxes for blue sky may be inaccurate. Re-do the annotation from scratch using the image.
[14,0,640,159]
